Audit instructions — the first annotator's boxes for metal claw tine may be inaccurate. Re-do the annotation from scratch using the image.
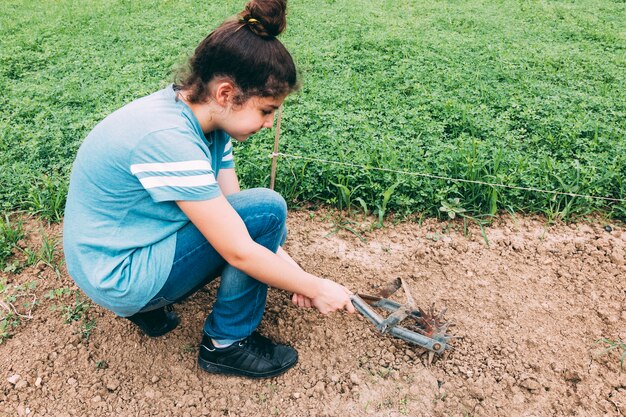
[358,293,383,304]
[427,351,435,366]
[400,278,416,308]
[351,280,454,355]
[378,277,402,299]
[438,323,451,335]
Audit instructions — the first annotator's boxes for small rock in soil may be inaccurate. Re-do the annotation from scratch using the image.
[520,377,542,392]
[7,374,21,385]
[313,381,325,394]
[106,378,120,391]
[349,373,361,385]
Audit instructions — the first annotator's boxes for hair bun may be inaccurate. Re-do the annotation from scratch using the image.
[240,0,287,38]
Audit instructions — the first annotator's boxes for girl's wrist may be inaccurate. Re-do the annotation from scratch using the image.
[303,274,324,299]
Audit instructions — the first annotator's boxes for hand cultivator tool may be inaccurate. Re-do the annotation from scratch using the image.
[350,278,453,364]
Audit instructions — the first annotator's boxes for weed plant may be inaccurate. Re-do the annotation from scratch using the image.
[0,215,24,270]
[1,0,624,223]
[596,338,626,370]
[0,279,37,343]
[48,288,95,339]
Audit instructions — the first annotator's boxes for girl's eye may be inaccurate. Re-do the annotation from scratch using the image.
[262,109,273,116]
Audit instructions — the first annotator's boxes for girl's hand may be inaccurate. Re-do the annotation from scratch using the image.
[291,293,313,308]
[311,279,356,315]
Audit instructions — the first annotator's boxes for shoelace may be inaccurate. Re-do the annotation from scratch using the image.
[239,334,274,360]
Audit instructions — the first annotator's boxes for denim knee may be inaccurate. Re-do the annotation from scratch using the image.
[257,188,287,228]
[227,188,288,250]
[251,188,286,242]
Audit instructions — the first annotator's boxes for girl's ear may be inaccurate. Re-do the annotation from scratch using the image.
[213,81,236,107]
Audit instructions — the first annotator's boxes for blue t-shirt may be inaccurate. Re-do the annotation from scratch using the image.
[63,85,235,316]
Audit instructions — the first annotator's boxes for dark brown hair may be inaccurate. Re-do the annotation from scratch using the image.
[175,0,298,104]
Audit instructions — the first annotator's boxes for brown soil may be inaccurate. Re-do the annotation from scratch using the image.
[1,211,625,417]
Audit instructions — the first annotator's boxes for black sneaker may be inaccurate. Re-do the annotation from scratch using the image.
[198,332,298,378]
[126,305,180,337]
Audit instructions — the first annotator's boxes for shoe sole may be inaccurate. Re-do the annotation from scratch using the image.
[198,354,298,379]
[145,315,180,337]
[130,314,180,338]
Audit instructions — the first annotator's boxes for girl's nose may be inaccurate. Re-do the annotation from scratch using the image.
[263,115,274,129]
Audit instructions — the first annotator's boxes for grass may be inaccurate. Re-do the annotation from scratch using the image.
[0,0,624,226]
[596,338,626,370]
[1,220,64,275]
[0,215,24,270]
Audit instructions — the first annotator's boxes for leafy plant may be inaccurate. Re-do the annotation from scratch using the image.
[61,292,91,324]
[439,198,467,219]
[44,287,72,300]
[330,180,364,213]
[376,180,401,227]
[0,215,24,271]
[324,215,367,242]
[80,318,97,340]
[1,0,624,221]
[439,197,491,245]
[26,175,68,224]
[47,288,96,339]
[0,279,37,343]
[36,226,63,276]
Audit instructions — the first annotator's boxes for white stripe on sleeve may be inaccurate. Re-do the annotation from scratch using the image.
[139,174,217,189]
[130,160,213,175]
[222,153,234,162]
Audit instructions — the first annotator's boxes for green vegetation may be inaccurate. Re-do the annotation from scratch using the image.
[0,215,24,270]
[596,338,626,370]
[48,288,95,339]
[1,0,624,226]
[34,226,63,276]
[0,279,37,343]
[2,221,64,275]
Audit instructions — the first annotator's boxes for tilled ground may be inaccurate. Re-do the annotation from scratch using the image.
[1,211,625,416]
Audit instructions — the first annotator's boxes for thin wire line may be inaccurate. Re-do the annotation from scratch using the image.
[270,152,626,204]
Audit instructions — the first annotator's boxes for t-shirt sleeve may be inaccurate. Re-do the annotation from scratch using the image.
[129,129,222,202]
[220,137,235,169]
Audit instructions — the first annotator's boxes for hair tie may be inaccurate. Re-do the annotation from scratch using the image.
[237,15,272,38]
[239,17,260,26]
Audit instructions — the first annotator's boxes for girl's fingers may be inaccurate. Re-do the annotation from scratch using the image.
[292,293,313,308]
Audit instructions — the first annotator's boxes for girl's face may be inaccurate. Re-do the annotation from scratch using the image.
[219,95,285,142]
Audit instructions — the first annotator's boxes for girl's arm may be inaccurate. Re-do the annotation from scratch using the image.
[277,247,314,308]
[177,197,355,314]
[217,168,241,196]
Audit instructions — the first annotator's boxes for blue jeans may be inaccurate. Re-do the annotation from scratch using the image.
[139,188,287,341]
